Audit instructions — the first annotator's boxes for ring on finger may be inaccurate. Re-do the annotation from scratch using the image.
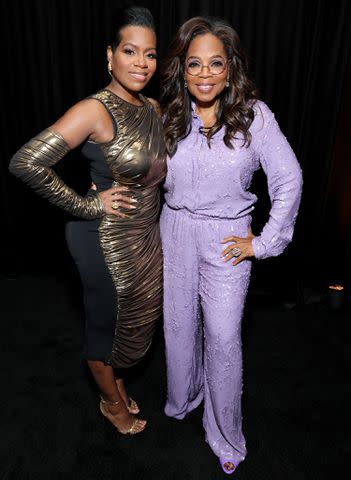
[231,247,241,257]
[111,200,120,210]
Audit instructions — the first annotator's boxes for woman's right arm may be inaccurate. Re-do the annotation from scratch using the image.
[9,100,133,219]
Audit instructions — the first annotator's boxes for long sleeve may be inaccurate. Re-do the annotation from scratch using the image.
[251,106,303,260]
[9,129,104,219]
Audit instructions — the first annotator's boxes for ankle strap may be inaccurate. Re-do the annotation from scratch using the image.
[100,395,120,406]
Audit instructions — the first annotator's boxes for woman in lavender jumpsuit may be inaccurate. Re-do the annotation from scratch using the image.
[160,17,303,474]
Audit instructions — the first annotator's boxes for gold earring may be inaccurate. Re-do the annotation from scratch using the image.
[108,61,113,77]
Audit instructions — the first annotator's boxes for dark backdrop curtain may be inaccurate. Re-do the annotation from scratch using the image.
[1,0,350,296]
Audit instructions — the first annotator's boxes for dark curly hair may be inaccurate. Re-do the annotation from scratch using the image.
[160,16,258,156]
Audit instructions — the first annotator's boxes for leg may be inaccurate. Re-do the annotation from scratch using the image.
[198,218,251,467]
[87,360,145,433]
[160,207,203,419]
[115,377,139,414]
[65,220,144,431]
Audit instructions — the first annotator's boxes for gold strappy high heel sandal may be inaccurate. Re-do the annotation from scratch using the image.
[99,396,146,435]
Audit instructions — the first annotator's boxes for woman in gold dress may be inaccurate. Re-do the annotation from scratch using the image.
[9,7,166,435]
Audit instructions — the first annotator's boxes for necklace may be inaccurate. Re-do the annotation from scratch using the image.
[199,125,212,136]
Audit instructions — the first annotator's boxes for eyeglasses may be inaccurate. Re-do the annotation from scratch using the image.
[185,59,228,76]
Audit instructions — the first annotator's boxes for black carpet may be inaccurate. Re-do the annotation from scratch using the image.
[1,272,349,480]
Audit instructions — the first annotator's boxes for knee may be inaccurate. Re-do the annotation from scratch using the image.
[205,323,242,358]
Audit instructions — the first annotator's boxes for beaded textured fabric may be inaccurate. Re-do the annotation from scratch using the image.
[161,100,302,464]
[164,100,303,259]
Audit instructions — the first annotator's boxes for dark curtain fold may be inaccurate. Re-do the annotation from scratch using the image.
[1,0,350,291]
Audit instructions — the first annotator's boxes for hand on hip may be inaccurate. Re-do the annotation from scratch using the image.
[221,230,255,266]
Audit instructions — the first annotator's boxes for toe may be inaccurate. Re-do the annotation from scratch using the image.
[130,418,147,434]
[129,398,140,413]
[224,461,235,473]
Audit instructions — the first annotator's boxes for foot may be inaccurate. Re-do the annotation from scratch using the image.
[219,458,236,475]
[115,378,140,414]
[100,397,146,435]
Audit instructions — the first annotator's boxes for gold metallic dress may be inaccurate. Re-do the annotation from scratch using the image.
[9,89,167,369]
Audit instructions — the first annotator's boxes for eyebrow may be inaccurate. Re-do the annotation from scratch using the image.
[121,42,157,52]
[186,55,226,60]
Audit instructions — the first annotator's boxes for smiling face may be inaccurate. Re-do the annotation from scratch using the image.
[185,33,228,106]
[107,25,157,99]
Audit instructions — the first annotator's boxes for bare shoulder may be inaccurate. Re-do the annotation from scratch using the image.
[53,98,107,129]
[147,97,161,116]
[50,98,110,149]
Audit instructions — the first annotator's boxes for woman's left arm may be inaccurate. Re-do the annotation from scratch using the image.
[251,107,303,259]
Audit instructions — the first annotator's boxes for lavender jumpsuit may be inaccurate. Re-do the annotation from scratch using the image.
[160,101,303,465]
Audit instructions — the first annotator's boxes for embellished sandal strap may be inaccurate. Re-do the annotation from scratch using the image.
[127,418,139,434]
[100,395,120,406]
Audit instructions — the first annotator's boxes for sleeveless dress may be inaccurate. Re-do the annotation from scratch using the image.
[65,89,166,369]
